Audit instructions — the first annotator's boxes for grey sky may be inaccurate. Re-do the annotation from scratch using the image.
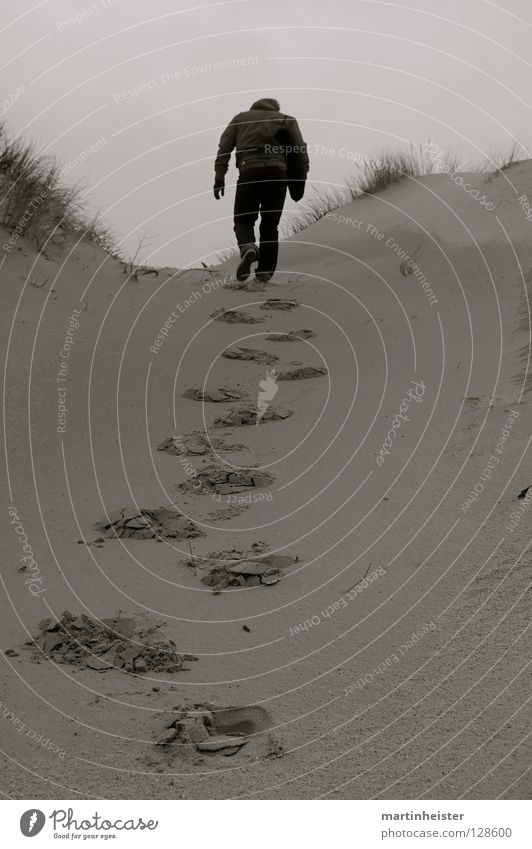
[3,0,532,266]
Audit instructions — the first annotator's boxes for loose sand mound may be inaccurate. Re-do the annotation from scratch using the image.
[277,365,327,380]
[151,703,280,763]
[182,387,245,402]
[26,612,196,674]
[213,404,293,426]
[94,506,203,540]
[259,298,300,311]
[265,329,316,341]
[222,346,279,365]
[178,464,274,494]
[211,307,264,323]
[181,551,299,592]
[157,433,245,456]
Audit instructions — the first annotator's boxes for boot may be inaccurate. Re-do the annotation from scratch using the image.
[236,246,259,281]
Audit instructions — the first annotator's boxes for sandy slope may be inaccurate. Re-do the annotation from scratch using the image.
[1,165,531,800]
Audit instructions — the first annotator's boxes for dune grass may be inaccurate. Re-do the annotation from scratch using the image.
[354,144,436,195]
[483,140,529,180]
[286,144,443,235]
[286,140,530,237]
[2,121,529,266]
[0,123,116,255]
[282,184,353,236]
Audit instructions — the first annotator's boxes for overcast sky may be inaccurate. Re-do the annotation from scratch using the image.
[2,0,532,266]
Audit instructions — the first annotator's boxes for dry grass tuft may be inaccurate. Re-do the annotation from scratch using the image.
[0,123,116,255]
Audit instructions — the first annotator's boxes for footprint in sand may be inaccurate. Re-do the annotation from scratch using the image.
[182,387,246,402]
[225,277,268,292]
[211,307,264,324]
[157,433,245,456]
[265,329,316,341]
[181,551,299,592]
[277,365,327,380]
[259,298,300,311]
[153,703,280,762]
[93,506,203,540]
[178,464,274,495]
[213,404,293,427]
[222,346,279,365]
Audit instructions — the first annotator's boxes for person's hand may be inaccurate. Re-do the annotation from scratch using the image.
[289,181,305,202]
[213,177,225,199]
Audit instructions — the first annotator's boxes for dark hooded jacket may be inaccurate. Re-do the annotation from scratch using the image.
[214,98,309,192]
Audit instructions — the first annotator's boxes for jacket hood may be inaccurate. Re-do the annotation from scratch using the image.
[249,98,280,111]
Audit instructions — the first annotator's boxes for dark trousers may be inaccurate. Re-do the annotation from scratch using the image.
[233,165,288,278]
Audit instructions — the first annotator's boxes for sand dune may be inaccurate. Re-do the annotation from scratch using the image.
[1,164,531,799]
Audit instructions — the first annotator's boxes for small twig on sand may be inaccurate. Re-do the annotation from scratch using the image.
[141,622,166,637]
[174,266,219,281]
[188,541,197,574]
[288,274,310,292]
[345,562,372,594]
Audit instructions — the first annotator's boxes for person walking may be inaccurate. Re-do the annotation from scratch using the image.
[213,97,309,283]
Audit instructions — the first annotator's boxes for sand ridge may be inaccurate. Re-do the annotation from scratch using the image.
[2,165,531,799]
